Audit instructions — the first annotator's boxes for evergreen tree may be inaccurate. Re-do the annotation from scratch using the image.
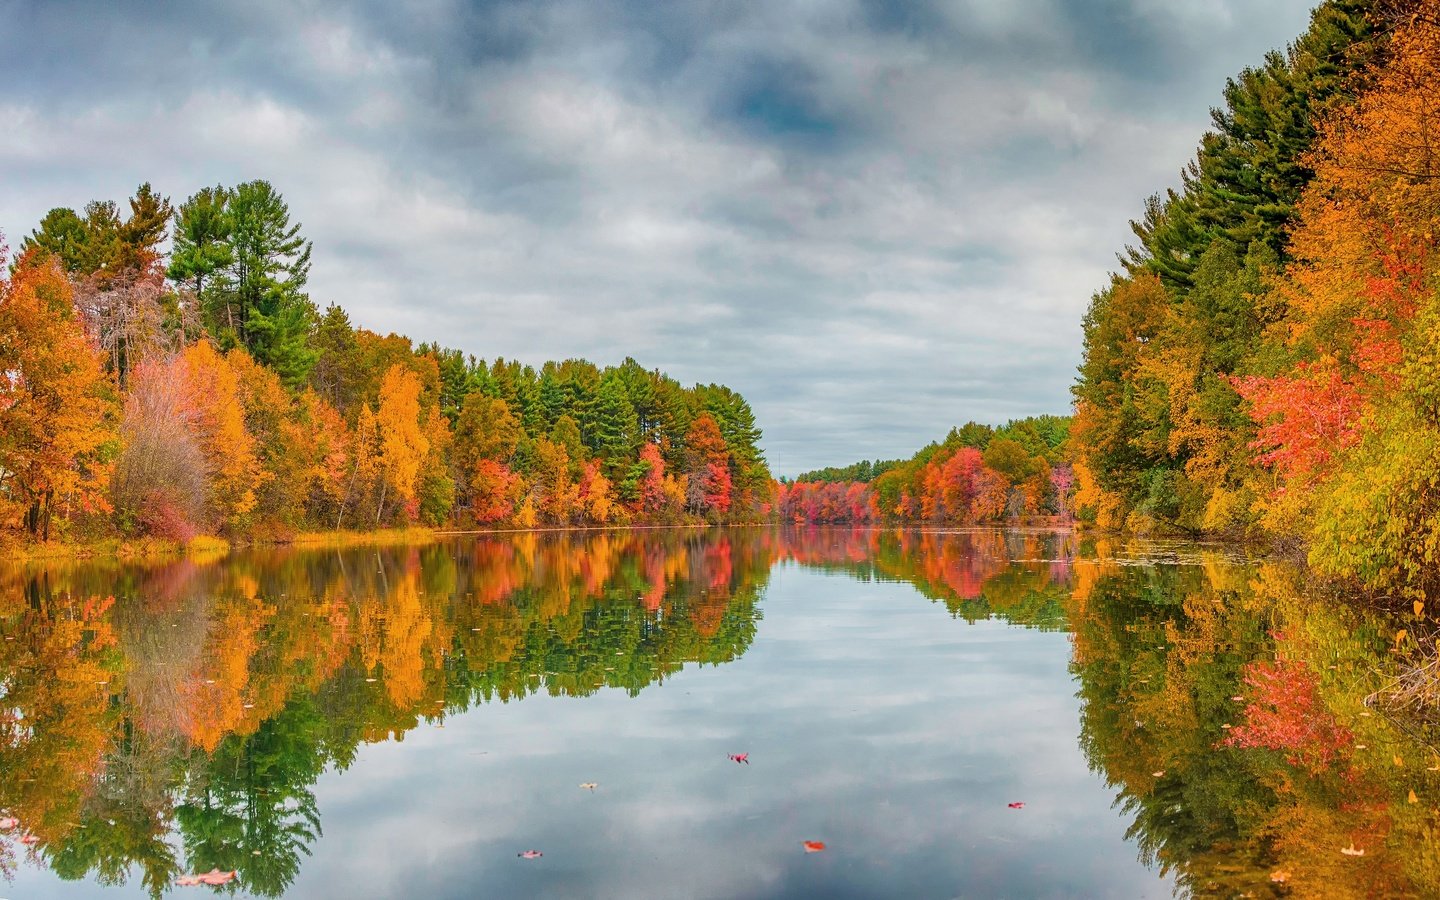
[21,208,89,273]
[590,375,639,470]
[168,186,234,312]
[226,181,317,387]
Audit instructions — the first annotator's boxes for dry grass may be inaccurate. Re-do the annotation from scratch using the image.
[5,535,190,562]
[280,527,438,549]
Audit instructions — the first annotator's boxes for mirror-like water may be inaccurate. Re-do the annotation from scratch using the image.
[0,528,1435,898]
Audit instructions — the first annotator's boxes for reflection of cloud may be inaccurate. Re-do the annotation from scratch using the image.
[292,567,1168,898]
[0,0,1313,474]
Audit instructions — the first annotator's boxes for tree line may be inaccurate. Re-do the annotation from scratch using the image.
[0,181,773,545]
[779,416,1072,525]
[1070,0,1440,600]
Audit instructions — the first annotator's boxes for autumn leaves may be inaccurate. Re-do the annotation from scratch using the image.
[780,418,1071,526]
[0,175,776,549]
[1070,0,1440,599]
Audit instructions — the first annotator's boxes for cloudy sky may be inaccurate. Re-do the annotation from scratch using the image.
[1,0,1316,475]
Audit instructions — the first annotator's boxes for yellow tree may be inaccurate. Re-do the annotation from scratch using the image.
[178,340,266,530]
[0,247,115,540]
[375,364,428,523]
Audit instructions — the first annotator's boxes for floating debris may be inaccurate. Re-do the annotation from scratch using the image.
[177,869,237,886]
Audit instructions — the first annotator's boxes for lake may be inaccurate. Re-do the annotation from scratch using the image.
[0,528,1435,898]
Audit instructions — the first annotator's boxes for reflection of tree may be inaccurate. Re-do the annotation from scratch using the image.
[1071,554,1440,899]
[11,528,1440,898]
[0,577,122,858]
[176,700,325,897]
[781,527,1076,630]
[1071,562,1276,895]
[0,528,780,892]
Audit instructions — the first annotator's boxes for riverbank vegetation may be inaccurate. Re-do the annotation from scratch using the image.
[784,1,1440,604]
[0,183,773,554]
[1071,0,1440,601]
[779,416,1071,525]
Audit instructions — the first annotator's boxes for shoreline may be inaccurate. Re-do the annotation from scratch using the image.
[3,516,1286,566]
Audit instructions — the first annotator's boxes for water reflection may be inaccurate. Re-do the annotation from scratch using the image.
[0,528,1437,897]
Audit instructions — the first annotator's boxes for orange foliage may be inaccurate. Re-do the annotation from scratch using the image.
[178,341,267,528]
[0,249,114,537]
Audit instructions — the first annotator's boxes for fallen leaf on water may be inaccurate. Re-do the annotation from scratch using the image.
[365,678,377,683]
[1416,600,1425,617]
[728,753,749,764]
[1395,630,1408,647]
[1357,744,1367,750]
[177,869,237,887]
[199,870,237,886]
[1409,790,1419,804]
[1221,724,1233,730]
[518,850,543,859]
[1230,696,1244,702]
[20,833,39,845]
[1395,755,1405,767]
[580,783,598,791]
[1271,870,1291,883]
[1152,771,1165,778]
[802,841,826,853]
[1341,845,1365,857]
[0,816,17,830]
[1360,711,1372,717]
[1007,802,1025,809]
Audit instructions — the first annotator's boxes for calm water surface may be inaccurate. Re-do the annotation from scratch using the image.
[0,528,1435,898]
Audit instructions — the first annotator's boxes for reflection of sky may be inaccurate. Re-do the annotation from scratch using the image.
[14,561,1168,899]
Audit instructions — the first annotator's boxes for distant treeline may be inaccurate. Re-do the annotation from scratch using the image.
[790,459,903,484]
[780,416,1071,525]
[0,180,772,546]
[1070,0,1440,600]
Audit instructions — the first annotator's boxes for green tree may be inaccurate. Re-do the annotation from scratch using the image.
[590,375,639,470]
[226,181,317,387]
[168,186,234,315]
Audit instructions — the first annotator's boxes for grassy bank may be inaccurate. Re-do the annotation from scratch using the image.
[1,527,443,564]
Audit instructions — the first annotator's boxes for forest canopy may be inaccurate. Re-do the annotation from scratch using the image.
[0,180,773,545]
[1070,0,1440,599]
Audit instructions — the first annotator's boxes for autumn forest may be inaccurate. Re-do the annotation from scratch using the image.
[5,0,1440,610]
[10,1,1440,896]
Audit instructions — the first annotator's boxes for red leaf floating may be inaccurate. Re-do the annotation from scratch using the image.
[0,816,17,830]
[1008,802,1025,809]
[803,841,826,853]
[20,833,39,845]
[727,753,749,764]
[518,850,543,859]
